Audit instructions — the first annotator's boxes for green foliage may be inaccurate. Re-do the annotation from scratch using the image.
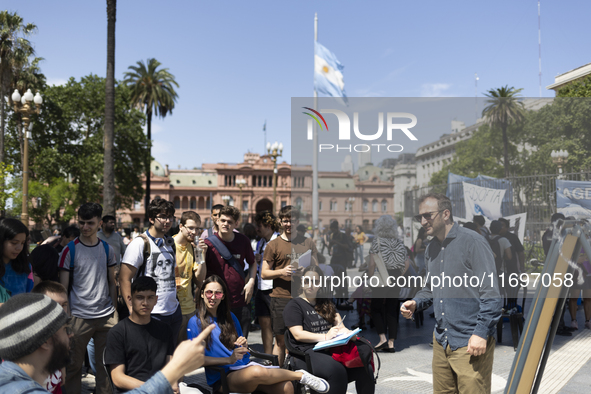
[29,178,78,228]
[430,97,591,184]
[3,74,149,226]
[123,58,179,118]
[557,75,591,98]
[0,162,16,210]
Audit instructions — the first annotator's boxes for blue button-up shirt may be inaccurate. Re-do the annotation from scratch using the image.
[413,223,502,350]
[0,360,174,394]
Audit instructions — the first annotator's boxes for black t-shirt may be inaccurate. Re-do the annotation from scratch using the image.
[284,297,333,353]
[105,318,174,393]
[502,232,525,273]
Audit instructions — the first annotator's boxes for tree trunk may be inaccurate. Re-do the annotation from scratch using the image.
[502,121,510,179]
[103,0,117,215]
[144,110,152,226]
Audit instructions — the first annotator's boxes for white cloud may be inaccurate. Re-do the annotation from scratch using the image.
[420,83,452,97]
[46,78,68,86]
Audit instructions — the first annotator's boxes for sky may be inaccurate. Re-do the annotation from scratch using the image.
[8,0,591,171]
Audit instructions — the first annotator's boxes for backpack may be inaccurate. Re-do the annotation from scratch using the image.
[67,239,110,295]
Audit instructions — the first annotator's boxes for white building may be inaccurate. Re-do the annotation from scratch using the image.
[415,121,481,187]
[546,62,591,92]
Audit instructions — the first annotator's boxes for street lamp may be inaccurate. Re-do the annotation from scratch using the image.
[551,149,569,176]
[12,89,42,226]
[348,197,355,228]
[266,141,283,213]
[236,178,247,218]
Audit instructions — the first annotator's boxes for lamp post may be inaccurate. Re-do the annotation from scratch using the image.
[551,149,569,178]
[348,197,355,228]
[266,141,283,213]
[236,178,247,220]
[12,89,42,226]
[221,195,231,206]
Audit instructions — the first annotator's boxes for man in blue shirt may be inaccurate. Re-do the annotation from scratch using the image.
[401,193,501,393]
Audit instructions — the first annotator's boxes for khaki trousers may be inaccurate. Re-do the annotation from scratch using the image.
[432,334,495,394]
[63,312,117,394]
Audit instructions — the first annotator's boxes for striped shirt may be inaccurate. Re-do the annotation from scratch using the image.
[369,237,407,271]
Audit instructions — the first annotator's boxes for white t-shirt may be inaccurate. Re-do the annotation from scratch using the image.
[122,233,179,315]
[494,236,512,260]
[256,233,279,291]
[58,238,116,319]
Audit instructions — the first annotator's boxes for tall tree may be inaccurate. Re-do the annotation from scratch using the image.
[482,85,525,178]
[4,74,150,226]
[104,0,117,215]
[123,58,178,224]
[0,11,36,165]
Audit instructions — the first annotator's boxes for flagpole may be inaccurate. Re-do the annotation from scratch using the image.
[312,13,319,236]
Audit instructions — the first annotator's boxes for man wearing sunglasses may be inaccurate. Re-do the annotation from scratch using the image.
[401,193,501,394]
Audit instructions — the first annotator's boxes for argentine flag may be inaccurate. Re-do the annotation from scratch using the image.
[315,41,348,104]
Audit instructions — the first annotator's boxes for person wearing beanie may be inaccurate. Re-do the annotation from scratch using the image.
[0,293,70,392]
[0,293,217,393]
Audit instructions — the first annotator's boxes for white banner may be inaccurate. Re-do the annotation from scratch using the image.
[504,213,527,244]
[462,182,506,221]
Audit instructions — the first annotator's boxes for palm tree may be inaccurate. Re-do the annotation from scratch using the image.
[0,11,36,165]
[482,86,525,178]
[103,0,117,216]
[123,58,178,224]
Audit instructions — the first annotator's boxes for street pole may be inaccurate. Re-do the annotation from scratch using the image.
[12,89,42,227]
[22,117,31,225]
[312,13,319,235]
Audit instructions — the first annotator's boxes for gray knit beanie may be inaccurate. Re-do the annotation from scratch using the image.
[0,293,69,361]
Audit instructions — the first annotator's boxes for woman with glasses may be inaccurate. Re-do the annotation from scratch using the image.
[368,215,408,352]
[187,275,330,393]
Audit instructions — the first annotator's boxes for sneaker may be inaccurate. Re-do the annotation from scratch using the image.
[585,321,591,330]
[297,370,330,393]
[571,320,578,330]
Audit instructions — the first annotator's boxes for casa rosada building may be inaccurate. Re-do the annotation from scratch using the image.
[117,152,394,231]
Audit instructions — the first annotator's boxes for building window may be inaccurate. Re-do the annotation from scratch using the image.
[296,197,303,209]
[372,200,378,212]
[319,201,323,211]
[345,219,352,229]
[242,200,248,212]
[190,198,196,209]
[174,197,180,209]
[363,199,368,212]
[206,197,211,210]
[258,176,262,187]
[281,201,287,208]
[381,199,387,212]
[330,200,338,211]
[263,176,267,187]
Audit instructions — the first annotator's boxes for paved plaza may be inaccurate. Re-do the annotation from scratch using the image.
[82,247,591,393]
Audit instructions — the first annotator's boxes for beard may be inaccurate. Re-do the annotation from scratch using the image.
[44,336,71,375]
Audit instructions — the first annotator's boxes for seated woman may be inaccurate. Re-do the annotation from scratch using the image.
[187,275,330,394]
[285,266,376,394]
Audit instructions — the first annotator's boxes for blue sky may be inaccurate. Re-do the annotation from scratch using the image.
[9,0,591,170]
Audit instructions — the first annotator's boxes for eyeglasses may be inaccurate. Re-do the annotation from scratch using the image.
[414,210,443,222]
[204,290,224,299]
[156,215,175,222]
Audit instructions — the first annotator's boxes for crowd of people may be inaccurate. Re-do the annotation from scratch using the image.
[1,194,590,394]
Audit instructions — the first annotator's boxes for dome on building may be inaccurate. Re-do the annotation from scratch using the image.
[151,160,166,177]
[357,164,390,182]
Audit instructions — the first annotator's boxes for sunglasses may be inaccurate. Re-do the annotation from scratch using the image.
[204,290,224,299]
[414,210,443,222]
